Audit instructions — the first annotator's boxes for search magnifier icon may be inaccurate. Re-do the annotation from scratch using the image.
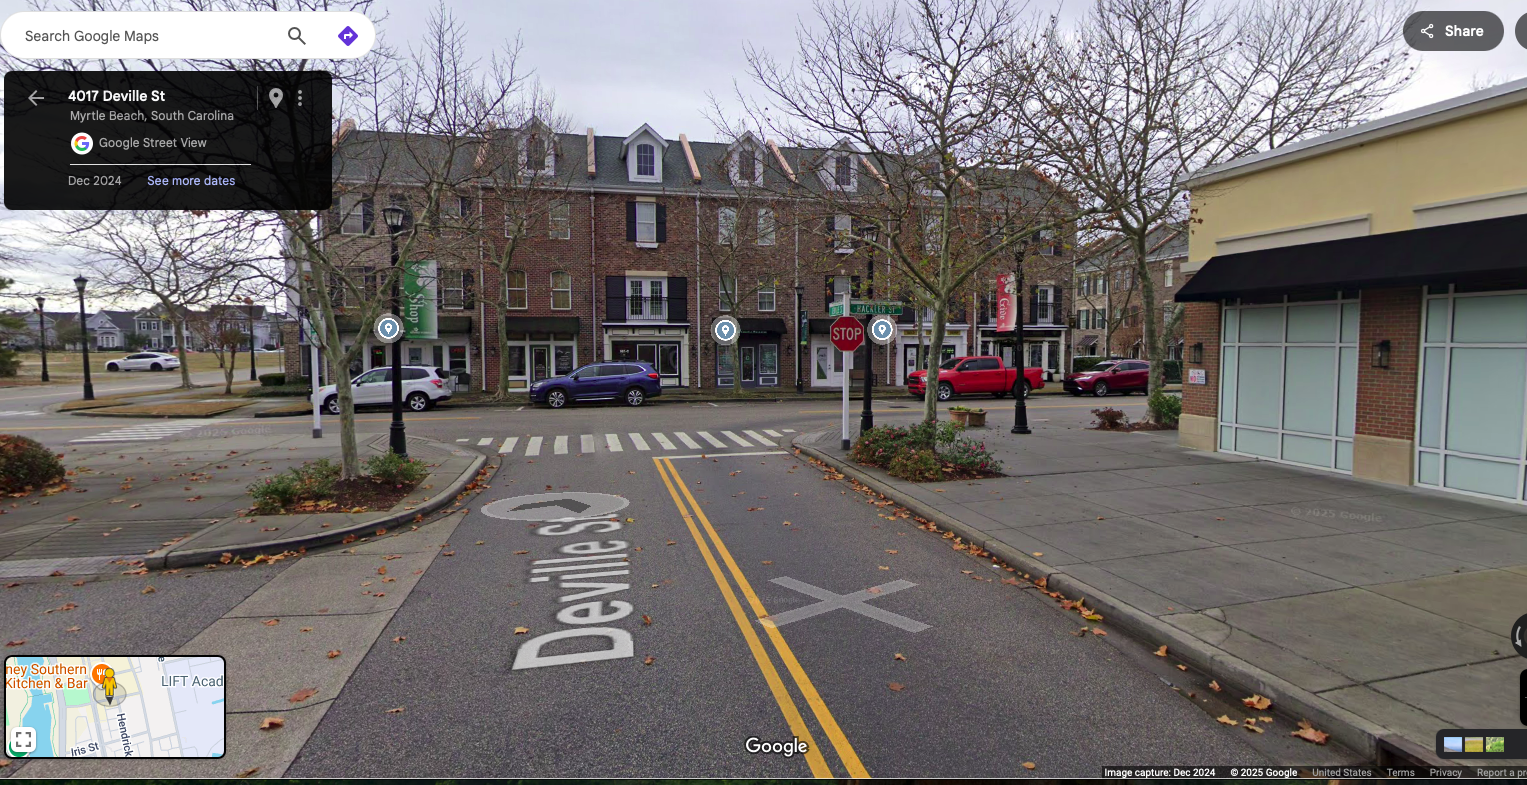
[287,26,306,45]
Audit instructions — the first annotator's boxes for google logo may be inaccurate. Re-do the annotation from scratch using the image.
[71,132,92,155]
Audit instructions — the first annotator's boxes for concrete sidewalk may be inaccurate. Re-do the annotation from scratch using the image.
[0,428,484,578]
[797,420,1526,765]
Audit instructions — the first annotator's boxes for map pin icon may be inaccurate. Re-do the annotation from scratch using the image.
[268,88,284,109]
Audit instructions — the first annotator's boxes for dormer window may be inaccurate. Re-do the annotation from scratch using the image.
[835,156,851,186]
[524,134,554,175]
[737,153,756,183]
[821,151,857,191]
[636,144,656,177]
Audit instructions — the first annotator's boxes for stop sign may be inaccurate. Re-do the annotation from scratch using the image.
[830,316,864,352]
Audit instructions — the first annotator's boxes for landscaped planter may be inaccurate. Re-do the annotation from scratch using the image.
[950,408,987,428]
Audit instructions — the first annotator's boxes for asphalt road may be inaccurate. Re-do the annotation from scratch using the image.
[9,391,1354,778]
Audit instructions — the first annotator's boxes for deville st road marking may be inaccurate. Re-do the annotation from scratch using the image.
[762,577,930,633]
[481,492,629,522]
[654,456,869,779]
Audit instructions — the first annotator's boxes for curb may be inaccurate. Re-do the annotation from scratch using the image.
[793,431,1440,767]
[151,441,489,569]
[68,406,252,419]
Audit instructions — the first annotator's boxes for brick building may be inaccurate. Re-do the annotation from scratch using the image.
[288,121,1075,392]
[1175,77,1527,506]
[1070,223,1186,364]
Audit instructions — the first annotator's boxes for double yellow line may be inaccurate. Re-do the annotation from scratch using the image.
[653,456,868,779]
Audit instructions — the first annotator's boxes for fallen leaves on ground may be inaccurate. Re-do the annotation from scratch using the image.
[642,615,653,626]
[377,566,387,575]
[513,550,528,555]
[259,717,284,731]
[65,625,81,633]
[1215,715,1238,726]
[1154,645,1168,657]
[643,656,655,665]
[263,618,279,626]
[6,640,25,647]
[1208,680,1222,692]
[288,687,317,703]
[513,626,530,635]
[237,767,260,778]
[1242,719,1264,734]
[326,650,341,659]
[1022,762,1036,770]
[386,706,405,714]
[1241,694,1272,711]
[300,627,313,633]
[44,602,77,614]
[392,636,406,643]
[894,653,905,661]
[1175,664,1187,671]
[1292,719,1329,745]
[887,682,905,692]
[140,585,155,595]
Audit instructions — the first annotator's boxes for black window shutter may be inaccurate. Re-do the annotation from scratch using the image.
[851,275,862,298]
[464,270,476,308]
[626,202,637,242]
[605,275,626,320]
[669,276,688,322]
[825,216,834,246]
[656,205,667,243]
[824,277,834,311]
[605,275,625,299]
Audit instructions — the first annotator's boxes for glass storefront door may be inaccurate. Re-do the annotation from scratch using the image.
[531,346,550,381]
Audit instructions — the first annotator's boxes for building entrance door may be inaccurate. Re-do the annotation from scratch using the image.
[531,346,550,382]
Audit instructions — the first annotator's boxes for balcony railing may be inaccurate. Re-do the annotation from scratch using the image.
[605,293,688,323]
[626,295,668,321]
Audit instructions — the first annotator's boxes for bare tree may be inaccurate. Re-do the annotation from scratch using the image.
[48,210,261,389]
[737,0,1098,424]
[1014,0,1413,393]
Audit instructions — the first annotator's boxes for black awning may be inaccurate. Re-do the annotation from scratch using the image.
[740,317,787,334]
[503,316,580,334]
[1175,213,1527,303]
[808,318,834,335]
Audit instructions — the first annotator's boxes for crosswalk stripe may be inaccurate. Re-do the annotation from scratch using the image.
[498,437,519,455]
[652,432,677,450]
[628,433,651,451]
[675,432,701,449]
[477,437,493,446]
[697,431,727,448]
[581,434,596,453]
[782,428,796,433]
[763,429,782,438]
[744,430,774,446]
[554,435,569,455]
[457,438,469,443]
[525,436,542,456]
[605,434,622,452]
[721,430,753,447]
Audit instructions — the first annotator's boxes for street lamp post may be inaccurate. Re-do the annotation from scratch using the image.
[1011,247,1030,435]
[859,229,876,433]
[35,296,49,382]
[74,275,94,401]
[383,205,409,457]
[794,282,806,393]
[245,296,258,381]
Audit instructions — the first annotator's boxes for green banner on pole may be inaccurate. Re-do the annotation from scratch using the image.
[402,260,438,340]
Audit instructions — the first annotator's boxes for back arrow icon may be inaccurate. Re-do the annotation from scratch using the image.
[28,91,42,106]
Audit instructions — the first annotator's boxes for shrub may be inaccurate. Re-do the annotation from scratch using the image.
[887,448,943,482]
[364,451,430,486]
[0,434,65,493]
[1147,390,1182,426]
[258,372,287,387]
[942,437,1004,475]
[0,348,19,377]
[1161,360,1183,384]
[247,458,340,514]
[852,425,912,468]
[1092,407,1130,430]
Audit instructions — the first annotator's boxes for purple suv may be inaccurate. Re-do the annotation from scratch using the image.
[529,362,664,408]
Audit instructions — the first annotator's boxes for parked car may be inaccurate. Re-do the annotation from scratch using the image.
[104,352,181,372]
[530,362,664,408]
[907,355,1045,401]
[1064,359,1151,396]
[313,366,453,414]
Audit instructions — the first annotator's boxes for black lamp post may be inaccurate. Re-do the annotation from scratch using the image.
[35,296,49,382]
[1011,246,1030,435]
[794,282,806,393]
[245,296,258,381]
[74,275,94,401]
[383,204,409,457]
[859,228,876,433]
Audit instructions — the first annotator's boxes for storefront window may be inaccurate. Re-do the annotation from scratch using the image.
[659,344,679,376]
[760,344,778,375]
[449,345,467,372]
[718,349,735,378]
[505,346,525,377]
[554,345,574,374]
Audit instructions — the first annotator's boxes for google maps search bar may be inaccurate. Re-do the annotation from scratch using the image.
[1,11,375,59]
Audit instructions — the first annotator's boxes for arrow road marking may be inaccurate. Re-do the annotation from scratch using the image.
[761,577,930,633]
[512,499,591,513]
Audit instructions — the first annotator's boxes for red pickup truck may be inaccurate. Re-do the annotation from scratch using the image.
[907,356,1045,401]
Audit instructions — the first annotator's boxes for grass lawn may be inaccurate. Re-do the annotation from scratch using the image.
[6,350,284,382]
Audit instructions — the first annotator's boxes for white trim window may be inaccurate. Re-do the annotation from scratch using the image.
[823,153,857,192]
[548,202,571,240]
[636,143,657,178]
[523,133,554,175]
[731,149,762,186]
[550,271,572,310]
[635,203,657,244]
[1164,266,1174,288]
[834,214,854,253]
[756,208,775,246]
[505,270,527,310]
[757,281,776,312]
[339,194,373,235]
[717,206,737,245]
[718,275,738,312]
[504,210,519,239]
[1038,228,1060,256]
[628,277,666,321]
[924,214,942,254]
[438,269,474,310]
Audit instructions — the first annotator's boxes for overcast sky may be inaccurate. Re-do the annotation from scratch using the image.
[2,0,1525,309]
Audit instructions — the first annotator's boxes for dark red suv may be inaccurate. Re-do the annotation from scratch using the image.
[1064,360,1150,396]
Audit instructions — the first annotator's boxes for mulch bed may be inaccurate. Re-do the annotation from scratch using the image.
[285,478,416,514]
[1092,421,1178,432]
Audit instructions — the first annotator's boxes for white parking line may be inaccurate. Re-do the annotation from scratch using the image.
[605,433,623,452]
[744,429,774,446]
[721,430,753,447]
[652,432,677,450]
[525,436,543,456]
[554,435,569,455]
[697,431,727,448]
[675,432,701,449]
[498,437,519,455]
[628,433,651,451]
[581,434,597,453]
[669,450,788,460]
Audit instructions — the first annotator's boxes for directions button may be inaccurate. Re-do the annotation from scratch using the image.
[1404,11,1504,51]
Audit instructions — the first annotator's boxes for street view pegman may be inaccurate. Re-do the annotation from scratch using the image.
[0,0,1525,780]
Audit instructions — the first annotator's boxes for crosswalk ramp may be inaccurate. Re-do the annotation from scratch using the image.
[458,429,797,457]
[69,419,221,444]
[0,410,42,418]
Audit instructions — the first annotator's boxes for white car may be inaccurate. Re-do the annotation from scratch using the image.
[104,352,181,372]
[313,366,453,414]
